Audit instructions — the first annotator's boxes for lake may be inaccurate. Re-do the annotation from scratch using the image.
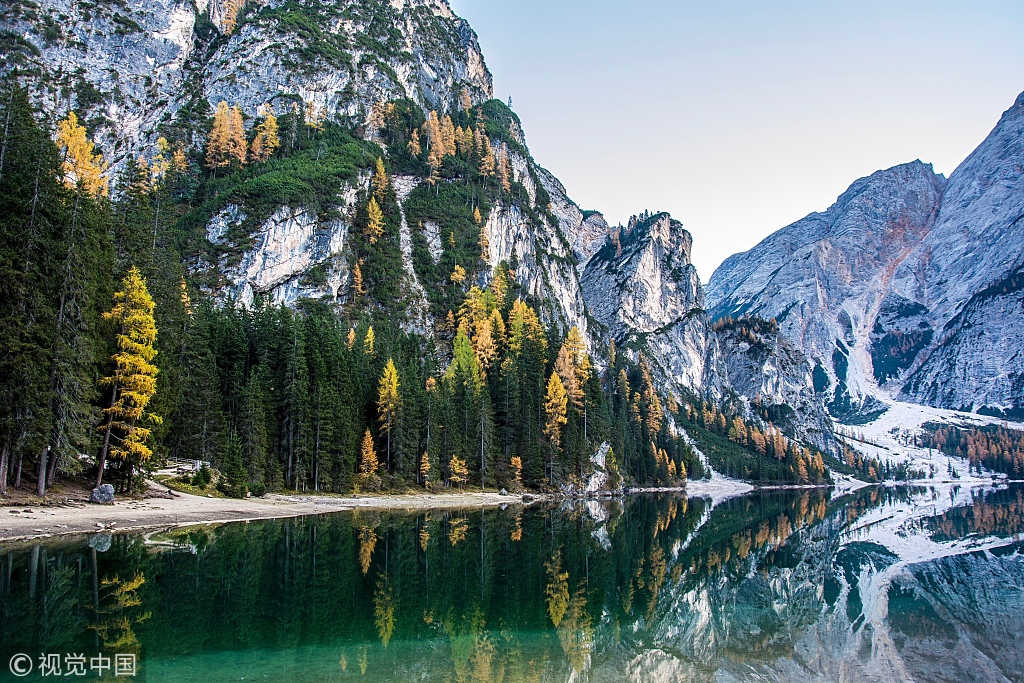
[1,484,1022,682]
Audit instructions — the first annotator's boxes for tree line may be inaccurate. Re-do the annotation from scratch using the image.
[0,83,705,498]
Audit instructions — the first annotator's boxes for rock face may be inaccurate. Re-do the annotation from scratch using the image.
[708,92,1024,418]
[1,0,491,166]
[894,92,1024,415]
[707,160,946,418]
[582,212,721,394]
[582,212,832,449]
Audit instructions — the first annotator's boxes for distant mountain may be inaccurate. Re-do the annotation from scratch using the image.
[707,92,1024,421]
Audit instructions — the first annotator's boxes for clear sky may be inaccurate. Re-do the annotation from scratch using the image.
[448,0,1024,281]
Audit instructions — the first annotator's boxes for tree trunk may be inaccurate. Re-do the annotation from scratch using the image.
[0,442,8,497]
[35,445,49,497]
[14,449,23,488]
[46,446,57,488]
[97,384,119,488]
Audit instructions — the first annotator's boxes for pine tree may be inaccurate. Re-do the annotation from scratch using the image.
[217,429,248,498]
[365,197,384,244]
[55,112,109,197]
[377,358,401,470]
[96,267,161,489]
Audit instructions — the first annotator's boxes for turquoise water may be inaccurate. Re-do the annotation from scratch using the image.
[1,485,1022,682]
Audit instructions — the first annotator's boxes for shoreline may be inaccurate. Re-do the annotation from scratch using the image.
[0,488,526,544]
[4,475,1012,545]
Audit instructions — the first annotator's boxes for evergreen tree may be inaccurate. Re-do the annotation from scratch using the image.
[217,429,248,498]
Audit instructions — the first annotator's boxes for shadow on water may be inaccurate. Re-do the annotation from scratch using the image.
[1,484,1022,682]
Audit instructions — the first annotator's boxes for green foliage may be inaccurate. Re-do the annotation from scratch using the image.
[192,463,212,488]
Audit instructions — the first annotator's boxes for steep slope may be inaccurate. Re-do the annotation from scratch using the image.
[582,212,718,393]
[582,212,833,450]
[1,0,491,163]
[2,0,613,340]
[706,162,947,418]
[708,91,1024,420]
[895,92,1024,416]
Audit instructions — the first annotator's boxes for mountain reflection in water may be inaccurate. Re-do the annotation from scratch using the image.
[1,485,1022,683]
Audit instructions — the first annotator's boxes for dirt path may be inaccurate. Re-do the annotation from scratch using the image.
[0,487,526,543]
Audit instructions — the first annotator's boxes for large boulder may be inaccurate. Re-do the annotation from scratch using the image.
[89,484,115,505]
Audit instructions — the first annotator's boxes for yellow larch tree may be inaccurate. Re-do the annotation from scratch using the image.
[250,105,280,162]
[55,112,109,197]
[351,258,366,299]
[440,115,456,156]
[360,429,379,477]
[227,105,247,165]
[459,87,473,112]
[451,264,467,284]
[220,0,246,34]
[96,267,161,487]
[304,99,325,132]
[497,143,511,192]
[206,101,233,171]
[472,317,497,374]
[478,223,490,262]
[448,455,468,490]
[377,358,401,470]
[403,127,419,155]
[407,129,421,156]
[365,197,384,244]
[544,371,568,449]
[419,451,431,487]
[372,157,389,203]
[363,325,375,356]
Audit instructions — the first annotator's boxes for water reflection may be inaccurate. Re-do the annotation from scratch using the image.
[0,484,1021,682]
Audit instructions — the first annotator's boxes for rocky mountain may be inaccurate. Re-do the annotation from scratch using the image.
[581,212,833,449]
[707,92,1024,420]
[1,0,492,161]
[1,0,843,467]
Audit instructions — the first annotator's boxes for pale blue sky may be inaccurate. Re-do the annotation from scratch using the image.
[448,0,1024,280]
